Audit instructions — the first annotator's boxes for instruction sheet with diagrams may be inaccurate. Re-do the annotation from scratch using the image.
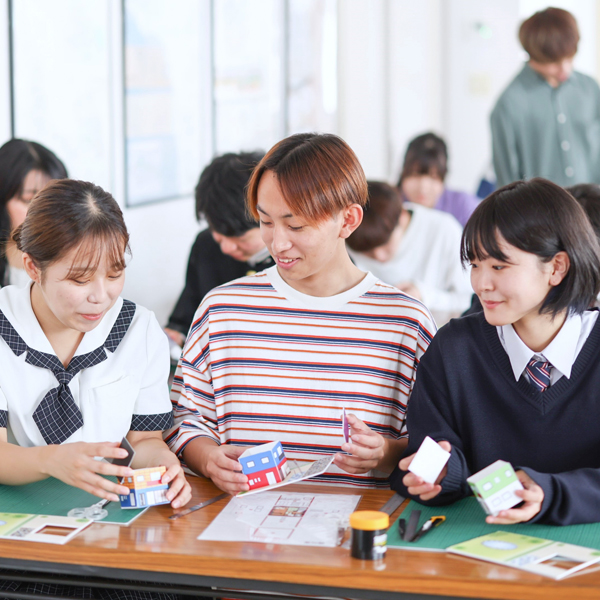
[199,492,361,547]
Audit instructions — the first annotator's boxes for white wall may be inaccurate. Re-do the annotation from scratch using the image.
[114,0,213,326]
[443,0,522,192]
[3,1,600,323]
[337,0,389,179]
[0,0,10,143]
[387,0,443,183]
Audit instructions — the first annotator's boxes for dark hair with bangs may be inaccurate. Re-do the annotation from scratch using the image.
[346,181,403,252]
[12,179,129,279]
[196,151,264,236]
[0,139,68,285]
[398,132,447,185]
[246,133,367,224]
[461,178,600,316]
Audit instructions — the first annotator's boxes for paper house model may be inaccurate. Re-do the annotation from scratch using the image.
[239,441,290,490]
[467,460,523,516]
[119,466,169,509]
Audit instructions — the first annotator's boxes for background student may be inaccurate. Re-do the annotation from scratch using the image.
[391,178,600,526]
[165,151,273,346]
[0,179,190,508]
[0,138,67,288]
[166,133,436,494]
[491,8,600,187]
[568,183,600,245]
[398,132,479,227]
[347,181,472,323]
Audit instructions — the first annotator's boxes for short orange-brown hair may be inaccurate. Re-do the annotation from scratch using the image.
[246,133,367,224]
[519,7,579,63]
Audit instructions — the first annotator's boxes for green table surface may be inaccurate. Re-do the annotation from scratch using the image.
[0,477,146,525]
[389,497,600,551]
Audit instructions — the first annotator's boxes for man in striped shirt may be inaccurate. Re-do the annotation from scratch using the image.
[165,133,436,492]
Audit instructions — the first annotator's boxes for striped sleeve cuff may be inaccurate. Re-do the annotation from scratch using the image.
[0,410,6,428]
[170,426,220,458]
[130,412,174,431]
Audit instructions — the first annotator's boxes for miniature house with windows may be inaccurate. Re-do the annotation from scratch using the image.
[119,466,170,509]
[239,441,290,490]
[467,460,524,516]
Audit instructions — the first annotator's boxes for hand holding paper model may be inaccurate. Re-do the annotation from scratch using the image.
[408,436,451,484]
[120,466,170,509]
[467,460,524,516]
[239,441,290,490]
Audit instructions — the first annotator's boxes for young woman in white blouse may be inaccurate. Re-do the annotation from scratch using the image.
[0,178,190,508]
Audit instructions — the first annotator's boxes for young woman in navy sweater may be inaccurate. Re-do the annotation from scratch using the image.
[390,178,600,525]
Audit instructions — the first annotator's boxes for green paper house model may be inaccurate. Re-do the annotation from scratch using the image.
[467,460,523,516]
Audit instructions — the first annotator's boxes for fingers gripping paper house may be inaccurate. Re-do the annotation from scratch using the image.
[237,441,334,496]
[467,460,524,516]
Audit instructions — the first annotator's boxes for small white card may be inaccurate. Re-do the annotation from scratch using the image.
[408,436,451,484]
[0,513,92,545]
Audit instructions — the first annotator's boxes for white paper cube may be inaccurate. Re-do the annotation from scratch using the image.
[408,436,451,484]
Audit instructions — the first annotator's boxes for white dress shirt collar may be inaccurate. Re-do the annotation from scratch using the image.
[1,282,124,357]
[497,311,597,383]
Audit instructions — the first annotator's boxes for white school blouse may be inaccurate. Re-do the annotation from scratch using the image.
[0,283,173,447]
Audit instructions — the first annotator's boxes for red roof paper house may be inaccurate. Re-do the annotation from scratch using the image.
[239,441,290,490]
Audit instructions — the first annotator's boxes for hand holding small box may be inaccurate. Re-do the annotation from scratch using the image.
[400,438,452,501]
[408,436,451,484]
[467,460,524,516]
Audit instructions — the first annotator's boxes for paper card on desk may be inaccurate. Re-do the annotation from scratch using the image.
[0,512,91,545]
[237,455,334,497]
[448,531,600,580]
[199,491,361,547]
[408,436,450,484]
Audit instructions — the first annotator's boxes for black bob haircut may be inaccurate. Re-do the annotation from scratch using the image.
[0,139,68,285]
[195,151,265,237]
[461,178,600,317]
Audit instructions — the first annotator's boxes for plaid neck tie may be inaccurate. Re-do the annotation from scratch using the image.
[0,300,136,445]
[525,357,551,392]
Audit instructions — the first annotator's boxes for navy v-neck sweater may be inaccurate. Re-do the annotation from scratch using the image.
[389,310,600,525]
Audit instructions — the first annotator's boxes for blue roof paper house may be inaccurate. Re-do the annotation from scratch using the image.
[239,441,290,491]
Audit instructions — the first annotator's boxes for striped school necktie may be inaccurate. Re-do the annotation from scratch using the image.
[525,358,551,392]
[0,300,136,445]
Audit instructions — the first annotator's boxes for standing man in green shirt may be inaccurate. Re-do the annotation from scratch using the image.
[491,7,600,188]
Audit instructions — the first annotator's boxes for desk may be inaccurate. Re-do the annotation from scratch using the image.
[0,477,599,600]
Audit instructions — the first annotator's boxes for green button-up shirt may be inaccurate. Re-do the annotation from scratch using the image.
[491,63,600,188]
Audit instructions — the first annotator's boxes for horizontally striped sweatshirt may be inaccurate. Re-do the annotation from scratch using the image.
[165,266,436,488]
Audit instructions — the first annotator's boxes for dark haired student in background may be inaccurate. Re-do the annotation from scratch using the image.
[164,151,273,347]
[347,181,472,323]
[0,139,68,287]
[392,178,600,526]
[568,183,600,245]
[398,132,479,227]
